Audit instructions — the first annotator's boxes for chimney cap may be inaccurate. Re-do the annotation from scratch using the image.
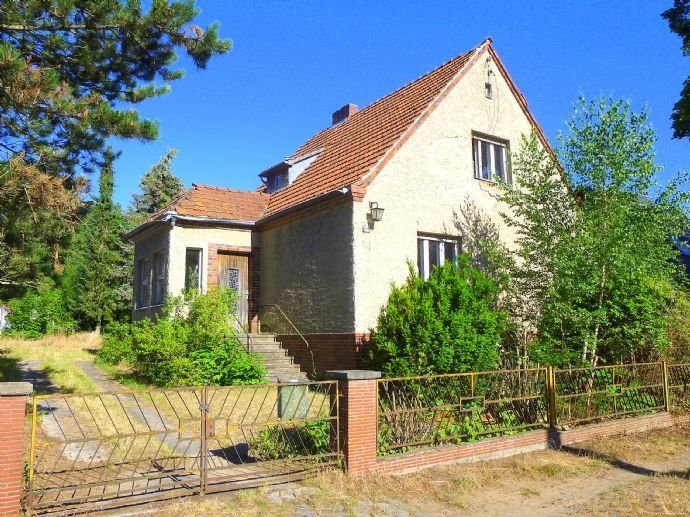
[332,103,359,126]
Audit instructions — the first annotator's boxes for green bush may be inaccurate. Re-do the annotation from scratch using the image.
[250,420,331,461]
[367,256,508,377]
[5,288,76,339]
[98,321,134,365]
[97,289,266,387]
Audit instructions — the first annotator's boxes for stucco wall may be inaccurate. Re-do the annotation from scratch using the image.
[168,224,254,296]
[131,223,171,320]
[353,51,538,332]
[260,200,355,333]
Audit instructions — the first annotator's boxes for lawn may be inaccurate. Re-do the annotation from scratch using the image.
[0,333,101,393]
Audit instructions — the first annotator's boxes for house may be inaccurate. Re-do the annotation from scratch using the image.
[126,38,553,376]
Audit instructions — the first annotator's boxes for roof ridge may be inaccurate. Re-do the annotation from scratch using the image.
[192,183,270,197]
[288,39,487,161]
[352,42,483,118]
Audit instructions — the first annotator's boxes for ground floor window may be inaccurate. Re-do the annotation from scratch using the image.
[152,251,167,305]
[417,235,459,280]
[137,257,151,308]
[185,248,203,292]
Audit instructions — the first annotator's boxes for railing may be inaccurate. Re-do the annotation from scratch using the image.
[668,363,690,408]
[377,368,548,455]
[554,362,666,425]
[376,361,688,457]
[259,304,315,374]
[231,311,253,353]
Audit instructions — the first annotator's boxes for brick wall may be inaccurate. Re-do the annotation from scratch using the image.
[374,413,685,475]
[277,333,370,375]
[330,372,690,477]
[0,383,32,517]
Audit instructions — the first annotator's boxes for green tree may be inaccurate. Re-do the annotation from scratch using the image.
[131,148,185,219]
[63,150,132,329]
[367,258,507,377]
[501,98,690,367]
[0,1,230,288]
[662,0,690,140]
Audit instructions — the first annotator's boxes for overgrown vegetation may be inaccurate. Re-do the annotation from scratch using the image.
[0,0,229,331]
[366,258,507,377]
[500,98,690,368]
[97,289,266,387]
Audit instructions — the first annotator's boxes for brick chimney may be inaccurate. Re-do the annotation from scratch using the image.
[332,103,359,125]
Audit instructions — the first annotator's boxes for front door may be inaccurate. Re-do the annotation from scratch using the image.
[218,253,249,329]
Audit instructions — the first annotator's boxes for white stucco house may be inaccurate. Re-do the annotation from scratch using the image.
[125,38,553,375]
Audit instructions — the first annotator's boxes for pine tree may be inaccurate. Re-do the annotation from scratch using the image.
[663,0,690,140]
[63,150,133,329]
[132,149,185,217]
[0,1,230,289]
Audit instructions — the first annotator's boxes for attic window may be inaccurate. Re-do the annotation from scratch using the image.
[473,135,511,184]
[485,82,492,99]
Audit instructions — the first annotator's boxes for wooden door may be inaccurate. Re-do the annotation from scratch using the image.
[218,254,249,328]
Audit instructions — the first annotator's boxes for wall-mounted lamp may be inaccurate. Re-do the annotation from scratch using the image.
[369,202,384,222]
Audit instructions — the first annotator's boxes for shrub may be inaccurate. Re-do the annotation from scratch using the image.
[98,321,134,365]
[250,420,331,461]
[97,289,266,387]
[6,288,76,339]
[367,256,507,377]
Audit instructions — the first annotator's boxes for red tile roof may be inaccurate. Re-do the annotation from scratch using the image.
[263,43,482,216]
[152,183,270,222]
[131,38,553,233]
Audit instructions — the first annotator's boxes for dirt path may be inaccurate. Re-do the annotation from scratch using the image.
[464,447,690,516]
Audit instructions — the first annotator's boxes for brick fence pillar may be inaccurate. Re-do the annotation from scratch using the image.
[0,382,33,517]
[327,370,380,475]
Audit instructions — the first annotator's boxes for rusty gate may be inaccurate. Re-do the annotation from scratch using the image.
[27,380,339,514]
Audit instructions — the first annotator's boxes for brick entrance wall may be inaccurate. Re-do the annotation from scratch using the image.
[277,333,370,375]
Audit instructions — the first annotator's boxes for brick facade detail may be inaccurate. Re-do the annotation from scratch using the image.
[277,333,370,375]
[0,385,32,517]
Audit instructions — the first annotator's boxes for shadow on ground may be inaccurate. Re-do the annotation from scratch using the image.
[548,427,689,480]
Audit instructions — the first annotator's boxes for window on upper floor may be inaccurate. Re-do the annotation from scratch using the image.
[417,235,460,281]
[473,135,511,185]
[185,248,202,293]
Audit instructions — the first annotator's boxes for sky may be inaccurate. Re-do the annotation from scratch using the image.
[110,1,689,207]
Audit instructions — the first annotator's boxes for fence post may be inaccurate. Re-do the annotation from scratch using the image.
[326,370,381,475]
[0,382,33,517]
[661,360,670,412]
[546,366,557,428]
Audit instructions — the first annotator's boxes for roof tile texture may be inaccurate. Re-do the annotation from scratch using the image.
[263,48,475,216]
[166,184,270,222]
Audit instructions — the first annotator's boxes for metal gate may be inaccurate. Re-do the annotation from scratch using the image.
[27,380,339,514]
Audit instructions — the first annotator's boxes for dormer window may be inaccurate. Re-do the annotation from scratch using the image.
[473,135,511,184]
[273,172,287,191]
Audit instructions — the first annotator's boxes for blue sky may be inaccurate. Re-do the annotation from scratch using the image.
[110,1,688,207]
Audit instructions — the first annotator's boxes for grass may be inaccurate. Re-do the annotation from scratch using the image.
[0,333,101,393]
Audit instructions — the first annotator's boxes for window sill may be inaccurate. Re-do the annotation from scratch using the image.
[134,303,165,311]
[474,176,510,187]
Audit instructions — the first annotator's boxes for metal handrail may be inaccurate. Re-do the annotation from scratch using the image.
[230,311,253,353]
[259,303,315,375]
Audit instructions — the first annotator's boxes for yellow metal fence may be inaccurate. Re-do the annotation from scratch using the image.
[377,361,689,456]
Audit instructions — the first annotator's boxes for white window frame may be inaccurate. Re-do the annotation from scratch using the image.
[417,235,460,281]
[473,135,510,184]
[184,248,203,293]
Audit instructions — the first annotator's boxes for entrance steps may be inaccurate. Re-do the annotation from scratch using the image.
[239,333,308,382]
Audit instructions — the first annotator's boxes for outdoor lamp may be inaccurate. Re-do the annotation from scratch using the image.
[369,202,384,222]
